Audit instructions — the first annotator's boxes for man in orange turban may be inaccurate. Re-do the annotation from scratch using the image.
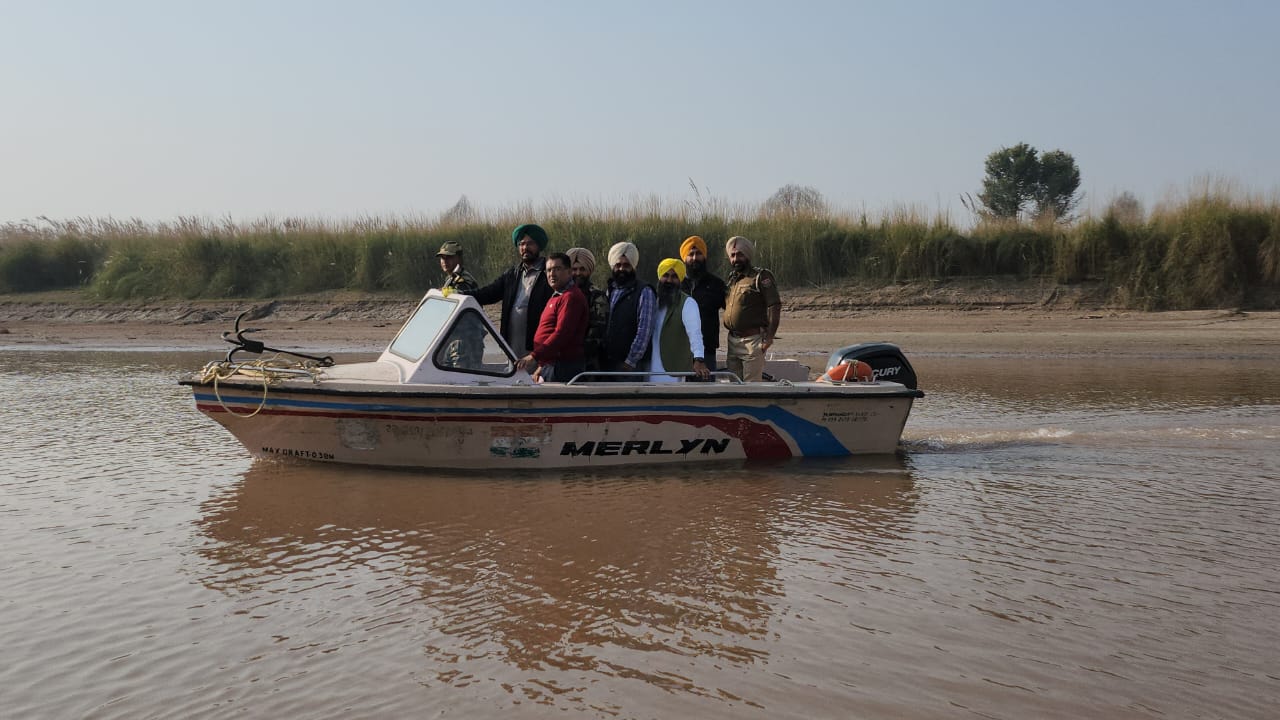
[678,235,727,373]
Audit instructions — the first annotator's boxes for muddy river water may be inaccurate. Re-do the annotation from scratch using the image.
[2,349,1278,718]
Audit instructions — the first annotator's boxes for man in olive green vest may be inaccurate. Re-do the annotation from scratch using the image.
[646,258,711,382]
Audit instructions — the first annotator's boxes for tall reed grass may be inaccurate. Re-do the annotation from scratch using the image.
[3,189,1277,309]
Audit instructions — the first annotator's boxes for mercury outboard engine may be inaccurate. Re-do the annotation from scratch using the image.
[825,342,917,389]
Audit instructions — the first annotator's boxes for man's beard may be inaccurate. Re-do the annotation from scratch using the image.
[574,275,591,290]
[731,259,750,273]
[612,269,635,286]
[657,282,678,307]
[685,259,705,277]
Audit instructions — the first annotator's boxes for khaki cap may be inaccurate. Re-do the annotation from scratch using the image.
[436,240,463,257]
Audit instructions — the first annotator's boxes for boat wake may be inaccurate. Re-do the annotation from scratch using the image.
[902,426,1075,453]
[902,419,1279,454]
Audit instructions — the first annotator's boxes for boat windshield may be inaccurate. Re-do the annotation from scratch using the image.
[388,295,516,378]
[389,296,455,360]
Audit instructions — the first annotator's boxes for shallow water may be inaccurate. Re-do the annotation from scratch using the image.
[2,349,1278,719]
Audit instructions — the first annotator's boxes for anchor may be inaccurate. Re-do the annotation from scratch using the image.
[222,310,335,366]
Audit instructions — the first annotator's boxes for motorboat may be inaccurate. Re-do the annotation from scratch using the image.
[180,290,923,470]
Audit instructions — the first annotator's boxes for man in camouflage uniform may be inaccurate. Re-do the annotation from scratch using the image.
[437,240,478,293]
[436,240,483,369]
[566,247,609,372]
[722,235,780,382]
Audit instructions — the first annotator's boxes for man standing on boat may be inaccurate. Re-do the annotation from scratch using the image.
[465,223,553,359]
[601,241,656,380]
[436,240,478,293]
[678,235,727,373]
[436,240,482,368]
[723,235,780,382]
[648,258,710,382]
[516,253,588,383]
[566,247,609,372]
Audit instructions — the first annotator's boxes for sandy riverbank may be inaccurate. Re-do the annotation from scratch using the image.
[2,284,1278,360]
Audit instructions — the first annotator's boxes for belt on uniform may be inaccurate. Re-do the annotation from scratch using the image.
[727,329,763,339]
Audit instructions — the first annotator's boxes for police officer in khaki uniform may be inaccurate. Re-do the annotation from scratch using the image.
[436,240,478,293]
[722,235,780,382]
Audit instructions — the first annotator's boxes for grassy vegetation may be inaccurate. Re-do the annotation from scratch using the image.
[3,187,1278,309]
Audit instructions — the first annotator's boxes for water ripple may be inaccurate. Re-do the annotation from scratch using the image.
[3,351,1279,718]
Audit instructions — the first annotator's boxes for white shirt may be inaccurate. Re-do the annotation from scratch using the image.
[647,296,705,383]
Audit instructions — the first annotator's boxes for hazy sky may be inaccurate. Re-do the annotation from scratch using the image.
[2,1,1277,224]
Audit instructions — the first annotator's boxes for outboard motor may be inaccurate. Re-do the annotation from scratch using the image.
[825,342,917,389]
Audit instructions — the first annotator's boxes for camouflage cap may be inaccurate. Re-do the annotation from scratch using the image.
[436,240,463,257]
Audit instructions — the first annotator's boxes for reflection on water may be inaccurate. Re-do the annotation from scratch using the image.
[2,349,1279,718]
[193,460,916,709]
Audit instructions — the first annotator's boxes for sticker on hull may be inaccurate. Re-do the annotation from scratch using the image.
[490,424,551,458]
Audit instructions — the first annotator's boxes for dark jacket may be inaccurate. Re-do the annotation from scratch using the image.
[681,271,727,357]
[604,279,655,368]
[467,258,553,353]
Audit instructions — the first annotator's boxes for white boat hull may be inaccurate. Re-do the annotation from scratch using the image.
[188,381,918,470]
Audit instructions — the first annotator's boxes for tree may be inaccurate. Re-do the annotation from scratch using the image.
[1034,150,1082,220]
[977,143,1081,221]
[762,183,827,216]
[978,142,1040,218]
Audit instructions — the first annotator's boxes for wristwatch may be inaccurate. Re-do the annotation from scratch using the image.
[693,357,705,364]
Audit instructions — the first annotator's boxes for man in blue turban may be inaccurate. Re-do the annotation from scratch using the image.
[465,223,553,358]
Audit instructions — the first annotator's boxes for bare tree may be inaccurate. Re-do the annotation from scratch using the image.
[762,184,827,216]
[440,195,475,224]
[1106,191,1144,224]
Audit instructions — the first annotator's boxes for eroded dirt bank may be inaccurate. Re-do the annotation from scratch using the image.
[2,281,1277,359]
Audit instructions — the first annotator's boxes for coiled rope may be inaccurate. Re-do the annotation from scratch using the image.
[198,355,324,418]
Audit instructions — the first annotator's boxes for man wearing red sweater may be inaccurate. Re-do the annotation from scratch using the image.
[516,252,588,382]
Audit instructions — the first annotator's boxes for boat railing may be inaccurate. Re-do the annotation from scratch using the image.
[564,370,744,385]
